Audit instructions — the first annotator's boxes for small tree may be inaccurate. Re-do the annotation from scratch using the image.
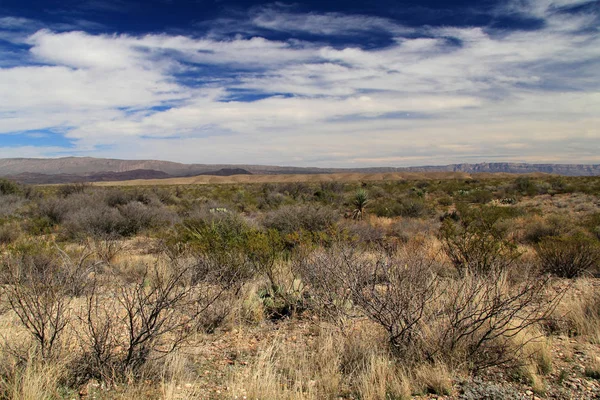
[352,189,369,221]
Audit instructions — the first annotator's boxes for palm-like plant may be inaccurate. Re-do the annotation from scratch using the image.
[352,189,369,221]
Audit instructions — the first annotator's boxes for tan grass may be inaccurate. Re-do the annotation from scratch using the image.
[552,278,600,343]
[356,355,411,400]
[91,172,508,187]
[413,362,453,396]
[1,354,66,400]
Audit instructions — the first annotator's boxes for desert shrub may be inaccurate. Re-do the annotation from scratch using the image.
[179,211,256,284]
[257,191,286,210]
[180,209,251,251]
[535,234,600,278]
[76,257,238,380]
[263,204,339,235]
[299,245,558,371]
[0,249,88,359]
[61,198,176,239]
[440,206,521,276]
[513,176,537,196]
[371,197,428,218]
[117,201,177,235]
[57,182,89,197]
[63,205,127,238]
[437,196,454,207]
[521,214,574,244]
[341,221,386,246]
[390,218,440,243]
[0,221,21,245]
[0,194,26,218]
[583,212,600,240]
[463,189,494,204]
[249,233,308,319]
[276,182,313,200]
[103,187,136,207]
[0,178,22,196]
[314,181,344,204]
[35,197,71,225]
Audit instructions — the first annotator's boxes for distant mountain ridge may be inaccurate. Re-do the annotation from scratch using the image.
[0,157,599,184]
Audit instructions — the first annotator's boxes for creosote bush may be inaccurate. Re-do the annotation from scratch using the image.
[75,258,238,380]
[535,234,600,278]
[440,205,521,275]
[299,244,560,372]
[263,204,339,235]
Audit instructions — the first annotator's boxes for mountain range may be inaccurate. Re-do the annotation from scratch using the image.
[0,157,599,184]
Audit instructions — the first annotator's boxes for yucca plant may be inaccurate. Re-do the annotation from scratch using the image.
[352,189,369,221]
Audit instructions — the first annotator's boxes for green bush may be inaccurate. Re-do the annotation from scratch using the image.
[0,178,22,196]
[535,234,600,278]
[440,205,521,275]
[372,197,428,218]
[263,204,339,235]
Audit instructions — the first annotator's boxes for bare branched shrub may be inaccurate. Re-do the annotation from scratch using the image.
[431,272,560,371]
[1,257,72,359]
[535,234,600,278]
[87,235,127,264]
[299,245,562,372]
[77,257,239,379]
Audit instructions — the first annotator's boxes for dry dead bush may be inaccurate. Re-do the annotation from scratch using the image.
[0,247,99,359]
[87,235,127,264]
[299,245,561,372]
[75,256,240,381]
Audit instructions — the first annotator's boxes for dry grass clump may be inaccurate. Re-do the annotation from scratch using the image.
[228,331,343,400]
[228,325,413,400]
[584,357,600,379]
[356,354,412,400]
[413,362,453,396]
[0,354,68,400]
[548,279,600,343]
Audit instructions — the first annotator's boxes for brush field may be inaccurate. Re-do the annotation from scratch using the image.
[1,174,600,399]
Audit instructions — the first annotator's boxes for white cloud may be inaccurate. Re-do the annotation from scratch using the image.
[0,0,599,166]
[250,7,411,36]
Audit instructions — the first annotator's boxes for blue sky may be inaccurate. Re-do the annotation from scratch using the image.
[0,0,598,167]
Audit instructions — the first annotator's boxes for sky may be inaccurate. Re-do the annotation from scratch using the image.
[0,0,598,167]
